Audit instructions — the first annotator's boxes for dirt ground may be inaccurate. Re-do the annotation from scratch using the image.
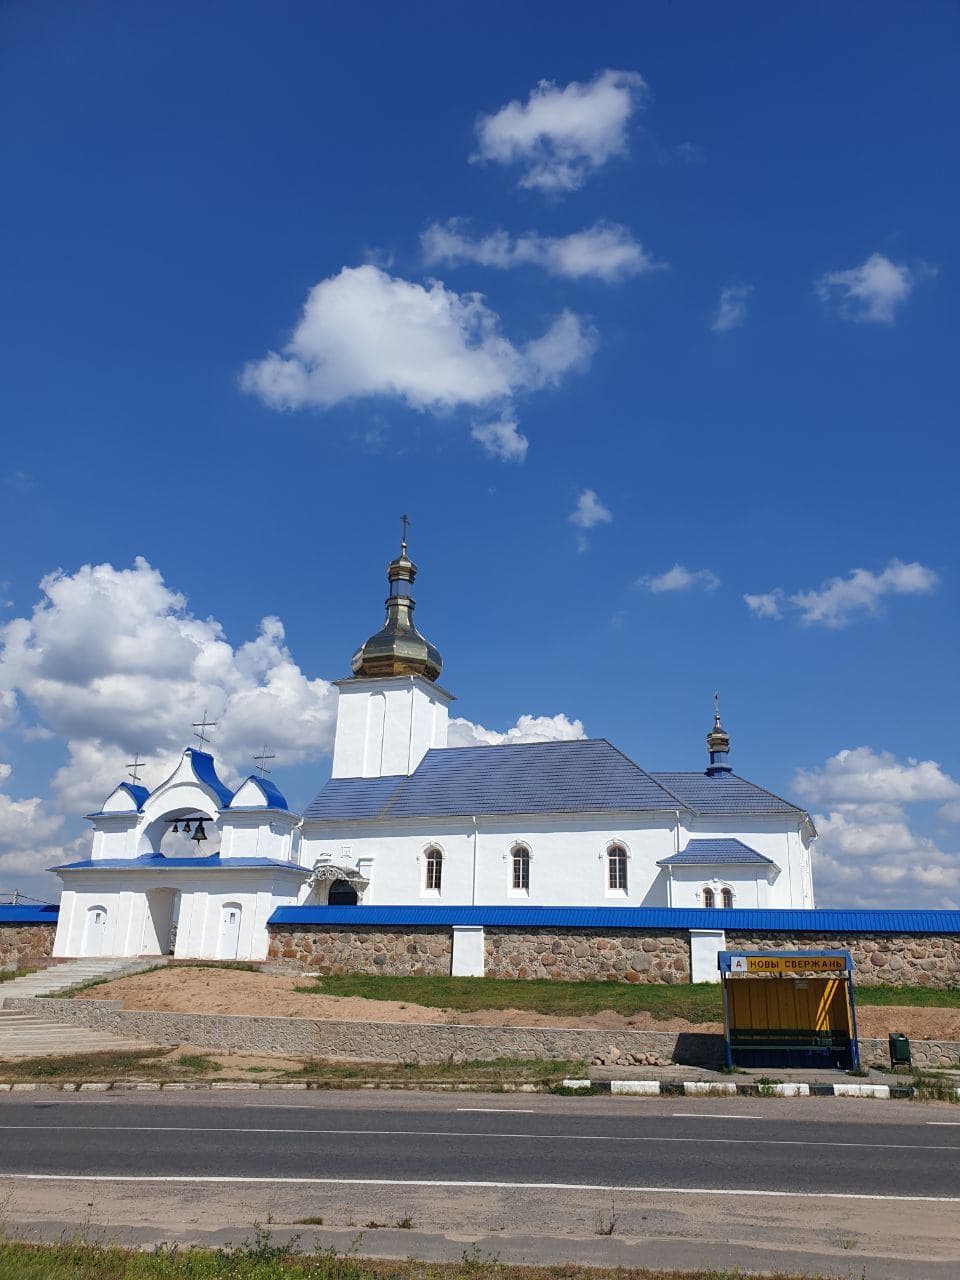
[73,966,960,1040]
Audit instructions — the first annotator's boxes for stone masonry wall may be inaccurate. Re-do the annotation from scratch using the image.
[267,925,453,976]
[0,923,55,970]
[727,931,960,989]
[484,928,690,983]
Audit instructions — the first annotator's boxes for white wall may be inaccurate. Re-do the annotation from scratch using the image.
[331,676,452,778]
[301,808,812,909]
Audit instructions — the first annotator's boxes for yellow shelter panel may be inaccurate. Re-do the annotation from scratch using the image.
[727,977,851,1035]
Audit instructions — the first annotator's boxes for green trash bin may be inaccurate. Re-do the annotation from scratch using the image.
[889,1032,911,1066]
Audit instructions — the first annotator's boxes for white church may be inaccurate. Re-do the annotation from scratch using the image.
[51,534,816,961]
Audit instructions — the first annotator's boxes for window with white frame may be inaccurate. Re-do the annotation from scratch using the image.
[424,846,443,892]
[511,845,530,892]
[701,886,715,908]
[720,886,734,909]
[607,844,628,892]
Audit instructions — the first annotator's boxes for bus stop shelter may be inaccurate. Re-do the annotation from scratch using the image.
[718,949,860,1070]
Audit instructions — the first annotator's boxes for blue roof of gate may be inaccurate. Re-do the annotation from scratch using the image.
[0,904,59,924]
[51,853,308,873]
[306,740,716,820]
[658,838,775,866]
[267,904,960,933]
[651,772,803,815]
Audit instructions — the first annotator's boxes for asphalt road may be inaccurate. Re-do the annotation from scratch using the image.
[1,1090,958,1198]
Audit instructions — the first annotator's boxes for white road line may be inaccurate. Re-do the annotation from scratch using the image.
[671,1113,757,1120]
[927,1122,960,1126]
[2,1173,958,1204]
[456,1108,536,1114]
[0,1124,955,1152]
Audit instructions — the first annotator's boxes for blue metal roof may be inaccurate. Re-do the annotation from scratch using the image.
[651,772,803,816]
[268,904,960,933]
[658,838,775,867]
[0,904,59,924]
[188,749,234,807]
[231,774,290,811]
[306,740,690,820]
[85,781,151,818]
[52,853,307,873]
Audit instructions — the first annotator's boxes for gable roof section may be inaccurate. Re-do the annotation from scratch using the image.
[651,772,804,816]
[305,740,684,821]
[658,837,775,867]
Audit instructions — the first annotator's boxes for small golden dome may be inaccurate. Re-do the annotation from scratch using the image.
[350,530,443,683]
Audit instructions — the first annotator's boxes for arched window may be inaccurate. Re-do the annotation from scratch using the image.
[511,845,530,892]
[702,886,715,909]
[328,879,358,906]
[424,846,443,892]
[607,845,628,892]
[720,887,734,909]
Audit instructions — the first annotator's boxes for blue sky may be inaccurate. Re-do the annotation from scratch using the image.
[1,1,957,906]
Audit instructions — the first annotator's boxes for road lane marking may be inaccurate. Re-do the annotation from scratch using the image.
[0,1124,955,1152]
[671,1113,757,1119]
[927,1122,960,1126]
[456,1108,537,1114]
[1,1173,958,1204]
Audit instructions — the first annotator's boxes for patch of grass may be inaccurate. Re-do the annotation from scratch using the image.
[284,1055,586,1089]
[0,1239,836,1278]
[0,965,38,983]
[294,974,725,1022]
[174,1053,222,1073]
[853,984,960,1007]
[0,1047,169,1081]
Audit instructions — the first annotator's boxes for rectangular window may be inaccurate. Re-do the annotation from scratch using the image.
[425,852,442,891]
[608,849,627,891]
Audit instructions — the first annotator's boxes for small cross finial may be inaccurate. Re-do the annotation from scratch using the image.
[126,753,146,786]
[400,513,410,556]
[713,691,721,727]
[253,745,276,777]
[192,707,217,750]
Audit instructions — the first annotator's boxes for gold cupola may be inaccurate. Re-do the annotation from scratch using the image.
[350,519,443,683]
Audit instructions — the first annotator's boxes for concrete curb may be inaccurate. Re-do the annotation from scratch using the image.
[0,1077,957,1099]
[561,1077,960,1099]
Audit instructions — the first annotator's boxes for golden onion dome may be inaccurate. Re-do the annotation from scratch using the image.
[350,529,443,683]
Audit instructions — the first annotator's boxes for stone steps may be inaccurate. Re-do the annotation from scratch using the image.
[0,1009,154,1060]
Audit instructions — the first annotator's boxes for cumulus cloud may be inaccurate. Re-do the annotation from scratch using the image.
[743,590,783,620]
[471,414,528,462]
[794,747,960,908]
[422,219,661,284]
[745,559,938,628]
[0,558,338,816]
[472,69,647,192]
[568,489,612,551]
[637,564,720,594]
[241,265,595,460]
[0,762,66,891]
[711,284,752,333]
[448,712,586,748]
[815,252,921,324]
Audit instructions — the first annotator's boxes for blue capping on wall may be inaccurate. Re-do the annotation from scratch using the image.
[267,904,960,933]
[51,853,308,873]
[0,904,59,924]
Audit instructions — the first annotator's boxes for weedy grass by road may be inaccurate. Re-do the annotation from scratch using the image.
[283,1056,585,1089]
[0,1235,851,1279]
[293,973,960,1020]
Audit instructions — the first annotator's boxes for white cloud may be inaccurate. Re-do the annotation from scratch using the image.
[815,252,919,324]
[795,747,960,807]
[568,489,612,551]
[794,747,960,908]
[473,69,647,192]
[0,761,65,889]
[743,590,783,620]
[744,559,938,628]
[789,559,938,628]
[471,415,528,462]
[448,712,586,748]
[0,558,337,816]
[711,284,752,333]
[637,564,720,593]
[241,265,595,460]
[422,219,661,284]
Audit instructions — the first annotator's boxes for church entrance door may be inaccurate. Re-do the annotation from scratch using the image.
[84,905,108,957]
[142,889,178,956]
[218,902,242,960]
